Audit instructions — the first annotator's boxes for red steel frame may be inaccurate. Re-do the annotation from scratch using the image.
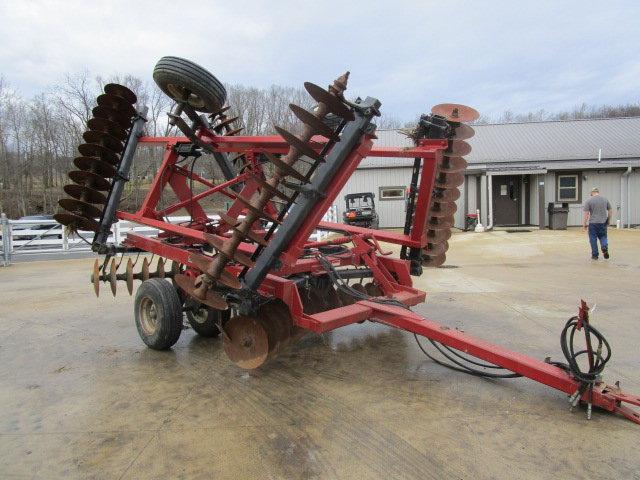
[117,130,640,424]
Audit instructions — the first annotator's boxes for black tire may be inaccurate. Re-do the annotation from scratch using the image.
[134,278,183,350]
[153,56,227,113]
[186,307,230,338]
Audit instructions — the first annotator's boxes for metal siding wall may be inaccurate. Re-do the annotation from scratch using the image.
[480,175,488,225]
[578,171,622,226]
[530,175,540,225]
[628,172,640,225]
[336,168,413,228]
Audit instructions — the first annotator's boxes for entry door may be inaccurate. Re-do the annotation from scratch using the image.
[492,176,520,225]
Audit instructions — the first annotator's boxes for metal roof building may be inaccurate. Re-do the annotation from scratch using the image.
[338,117,640,229]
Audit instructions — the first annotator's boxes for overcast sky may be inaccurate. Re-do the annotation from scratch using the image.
[1,0,638,121]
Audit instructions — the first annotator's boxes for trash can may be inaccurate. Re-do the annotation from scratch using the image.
[464,213,478,231]
[547,202,569,230]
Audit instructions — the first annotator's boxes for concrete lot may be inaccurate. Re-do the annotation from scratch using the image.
[0,228,639,479]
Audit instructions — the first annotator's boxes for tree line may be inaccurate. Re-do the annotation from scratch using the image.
[1,71,638,218]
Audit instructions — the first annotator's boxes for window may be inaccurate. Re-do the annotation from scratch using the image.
[379,186,406,201]
[557,174,579,202]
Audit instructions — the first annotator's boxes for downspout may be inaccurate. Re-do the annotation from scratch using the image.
[486,173,494,230]
[622,166,632,228]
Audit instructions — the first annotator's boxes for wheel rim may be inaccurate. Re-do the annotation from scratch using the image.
[166,83,206,109]
[192,307,209,324]
[139,297,159,335]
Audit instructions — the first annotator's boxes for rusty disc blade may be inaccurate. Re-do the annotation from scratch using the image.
[263,152,308,183]
[249,174,294,203]
[83,130,124,153]
[219,269,242,290]
[274,126,323,162]
[351,283,367,296]
[92,105,133,129]
[429,201,457,218]
[209,105,231,118]
[422,252,447,267]
[63,184,107,204]
[289,103,338,140]
[423,241,449,257]
[433,188,461,202]
[78,143,119,165]
[126,258,134,295]
[54,212,100,232]
[96,93,136,117]
[74,156,117,178]
[324,286,343,309]
[258,301,294,356]
[431,103,480,123]
[92,258,100,297]
[174,273,228,310]
[203,234,255,267]
[435,172,464,189]
[426,228,452,243]
[303,289,326,314]
[444,140,472,157]
[188,253,241,290]
[232,192,280,224]
[337,288,355,306]
[454,123,475,140]
[58,198,102,218]
[223,315,269,369]
[225,127,244,136]
[141,257,150,281]
[241,228,269,247]
[87,117,128,141]
[304,82,355,120]
[68,170,111,191]
[156,257,165,279]
[427,216,455,229]
[214,116,239,131]
[109,258,117,296]
[103,83,137,104]
[215,210,240,230]
[364,282,382,297]
[439,156,468,174]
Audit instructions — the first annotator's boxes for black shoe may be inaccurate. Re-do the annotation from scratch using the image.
[603,248,609,259]
[591,255,599,260]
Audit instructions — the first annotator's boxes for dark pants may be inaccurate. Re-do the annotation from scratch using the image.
[588,223,608,258]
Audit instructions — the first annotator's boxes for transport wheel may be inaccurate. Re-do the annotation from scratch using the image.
[153,56,227,113]
[134,278,183,350]
[186,307,230,338]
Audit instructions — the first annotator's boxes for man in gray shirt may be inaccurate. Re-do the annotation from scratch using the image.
[582,187,612,260]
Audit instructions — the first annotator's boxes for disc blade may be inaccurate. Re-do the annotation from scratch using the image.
[156,257,165,278]
[433,188,461,202]
[364,282,382,297]
[109,258,117,296]
[203,234,255,267]
[426,228,452,243]
[232,192,280,224]
[438,156,468,174]
[274,126,323,162]
[67,170,111,191]
[58,198,102,218]
[289,103,338,140]
[96,93,136,116]
[126,258,134,295]
[225,127,244,136]
[431,103,480,123]
[187,253,241,290]
[422,252,447,267]
[223,315,269,369]
[141,257,149,281]
[434,172,464,189]
[92,105,133,129]
[423,241,449,256]
[103,83,137,104]
[444,140,472,157]
[214,116,239,131]
[83,130,123,153]
[174,273,228,310]
[209,105,231,118]
[74,156,117,178]
[77,143,119,165]
[263,152,307,183]
[429,201,457,218]
[92,258,100,297]
[304,82,355,120]
[427,216,455,229]
[215,210,240,229]
[454,123,475,140]
[54,212,100,232]
[87,117,128,141]
[249,174,295,203]
[63,184,107,204]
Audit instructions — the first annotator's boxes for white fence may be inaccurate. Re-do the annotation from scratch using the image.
[0,205,339,266]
